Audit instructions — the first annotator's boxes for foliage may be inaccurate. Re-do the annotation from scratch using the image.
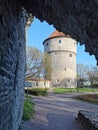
[76,94,98,104]
[22,100,35,121]
[25,88,48,96]
[92,84,98,88]
[42,52,52,80]
[53,87,98,94]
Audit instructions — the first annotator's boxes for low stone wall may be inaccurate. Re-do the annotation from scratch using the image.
[78,110,98,130]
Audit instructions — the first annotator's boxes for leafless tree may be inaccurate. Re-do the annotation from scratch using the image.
[87,65,98,84]
[26,46,43,78]
[77,63,98,85]
[77,63,88,79]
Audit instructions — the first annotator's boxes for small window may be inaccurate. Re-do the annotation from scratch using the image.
[65,68,66,71]
[57,79,60,82]
[54,52,57,55]
[69,54,72,57]
[36,81,38,86]
[59,40,62,44]
[46,42,48,46]
[68,79,70,83]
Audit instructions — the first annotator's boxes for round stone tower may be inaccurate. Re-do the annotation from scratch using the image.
[43,30,77,88]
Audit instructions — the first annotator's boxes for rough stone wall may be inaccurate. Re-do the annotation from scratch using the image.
[0,1,27,130]
[44,36,77,88]
[0,0,98,130]
[20,0,98,64]
[78,110,98,130]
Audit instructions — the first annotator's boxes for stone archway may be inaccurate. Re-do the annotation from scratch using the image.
[20,0,98,62]
[0,1,98,130]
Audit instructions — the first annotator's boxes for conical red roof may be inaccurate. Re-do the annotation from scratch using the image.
[49,30,65,38]
[43,30,71,44]
[49,30,71,38]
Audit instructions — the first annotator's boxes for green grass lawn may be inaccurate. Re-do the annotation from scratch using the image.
[22,99,35,121]
[53,87,98,104]
[53,87,98,94]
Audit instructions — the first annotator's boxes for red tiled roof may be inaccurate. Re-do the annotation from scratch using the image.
[49,30,71,38]
[49,30,65,38]
[43,30,72,44]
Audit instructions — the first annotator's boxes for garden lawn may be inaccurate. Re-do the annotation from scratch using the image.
[53,87,98,94]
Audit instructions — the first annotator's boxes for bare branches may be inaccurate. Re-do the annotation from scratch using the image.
[26,46,43,78]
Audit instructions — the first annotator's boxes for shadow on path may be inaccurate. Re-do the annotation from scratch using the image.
[21,92,98,130]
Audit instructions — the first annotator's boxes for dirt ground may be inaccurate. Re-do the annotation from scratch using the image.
[20,92,98,130]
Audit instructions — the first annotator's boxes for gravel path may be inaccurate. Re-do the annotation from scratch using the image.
[21,92,98,130]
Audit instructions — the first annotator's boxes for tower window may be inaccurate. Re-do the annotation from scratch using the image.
[46,42,48,46]
[69,54,72,57]
[59,40,62,44]
[65,68,66,71]
[57,79,60,82]
[54,52,57,55]
[68,79,70,83]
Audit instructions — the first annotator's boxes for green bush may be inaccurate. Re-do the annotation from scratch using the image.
[25,88,48,96]
[92,83,98,88]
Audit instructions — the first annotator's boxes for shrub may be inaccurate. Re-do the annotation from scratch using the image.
[22,100,35,121]
[92,83,98,88]
[25,88,48,96]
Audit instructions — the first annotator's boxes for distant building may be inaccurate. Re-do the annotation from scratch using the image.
[77,79,91,87]
[43,30,77,88]
[25,77,51,89]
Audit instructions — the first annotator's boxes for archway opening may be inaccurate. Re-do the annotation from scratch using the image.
[77,42,96,65]
[27,18,97,65]
[23,13,96,130]
[26,17,97,88]
[27,17,55,52]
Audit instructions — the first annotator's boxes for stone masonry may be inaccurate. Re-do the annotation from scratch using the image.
[0,0,98,130]
[20,0,98,64]
[0,1,27,130]
[78,110,98,130]
[43,30,77,88]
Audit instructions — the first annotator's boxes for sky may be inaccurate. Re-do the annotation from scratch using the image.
[27,18,97,66]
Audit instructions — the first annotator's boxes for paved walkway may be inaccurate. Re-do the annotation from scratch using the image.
[21,92,98,130]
